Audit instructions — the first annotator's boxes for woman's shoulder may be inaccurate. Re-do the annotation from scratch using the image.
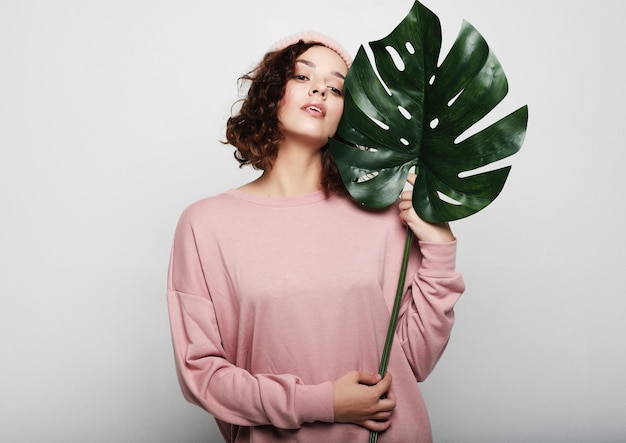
[187,190,235,208]
[177,190,241,224]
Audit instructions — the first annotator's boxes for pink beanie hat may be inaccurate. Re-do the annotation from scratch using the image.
[269,30,353,68]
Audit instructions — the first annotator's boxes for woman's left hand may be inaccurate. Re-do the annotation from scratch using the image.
[398,173,456,243]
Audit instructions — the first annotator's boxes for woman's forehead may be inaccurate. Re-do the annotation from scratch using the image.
[296,46,348,75]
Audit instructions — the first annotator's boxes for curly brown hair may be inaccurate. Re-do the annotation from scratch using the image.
[224,40,345,196]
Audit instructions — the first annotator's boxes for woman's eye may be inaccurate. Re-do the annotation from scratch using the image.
[294,74,308,81]
[329,86,343,96]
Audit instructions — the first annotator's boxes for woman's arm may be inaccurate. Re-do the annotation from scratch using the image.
[167,287,333,429]
[394,173,466,380]
[167,211,335,429]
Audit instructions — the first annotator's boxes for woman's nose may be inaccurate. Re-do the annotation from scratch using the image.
[310,84,326,98]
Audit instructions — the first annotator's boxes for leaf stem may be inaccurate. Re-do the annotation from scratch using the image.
[369,227,413,443]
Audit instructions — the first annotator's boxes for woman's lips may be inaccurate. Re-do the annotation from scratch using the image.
[302,102,326,117]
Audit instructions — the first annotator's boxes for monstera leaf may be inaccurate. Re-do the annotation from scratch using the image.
[328,3,528,441]
[329,0,528,222]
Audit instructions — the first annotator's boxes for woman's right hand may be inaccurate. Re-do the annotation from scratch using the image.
[332,371,396,432]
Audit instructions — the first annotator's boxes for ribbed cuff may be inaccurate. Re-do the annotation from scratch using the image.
[294,381,334,424]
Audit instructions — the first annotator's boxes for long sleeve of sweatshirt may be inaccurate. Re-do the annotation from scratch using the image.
[166,189,465,443]
[396,240,463,381]
[167,217,333,429]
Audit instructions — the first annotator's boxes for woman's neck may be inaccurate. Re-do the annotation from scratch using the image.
[240,144,323,197]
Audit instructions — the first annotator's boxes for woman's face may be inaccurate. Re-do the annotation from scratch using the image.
[277,45,348,148]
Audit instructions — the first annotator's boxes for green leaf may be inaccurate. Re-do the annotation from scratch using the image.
[329,0,528,222]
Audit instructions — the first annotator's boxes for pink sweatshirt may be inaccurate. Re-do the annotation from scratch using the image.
[167,189,465,442]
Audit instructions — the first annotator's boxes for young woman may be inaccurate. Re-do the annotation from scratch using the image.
[167,31,465,442]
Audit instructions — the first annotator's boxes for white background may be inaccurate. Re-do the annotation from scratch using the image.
[1,0,625,442]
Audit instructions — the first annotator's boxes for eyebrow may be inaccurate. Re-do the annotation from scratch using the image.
[296,59,346,80]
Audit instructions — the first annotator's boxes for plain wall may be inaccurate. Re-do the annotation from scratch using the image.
[1,0,624,442]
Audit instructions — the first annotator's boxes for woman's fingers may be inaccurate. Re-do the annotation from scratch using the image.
[406,172,417,186]
[333,371,396,431]
[361,418,392,432]
[355,371,381,386]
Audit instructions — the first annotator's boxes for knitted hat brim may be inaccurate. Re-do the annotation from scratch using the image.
[269,30,352,68]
